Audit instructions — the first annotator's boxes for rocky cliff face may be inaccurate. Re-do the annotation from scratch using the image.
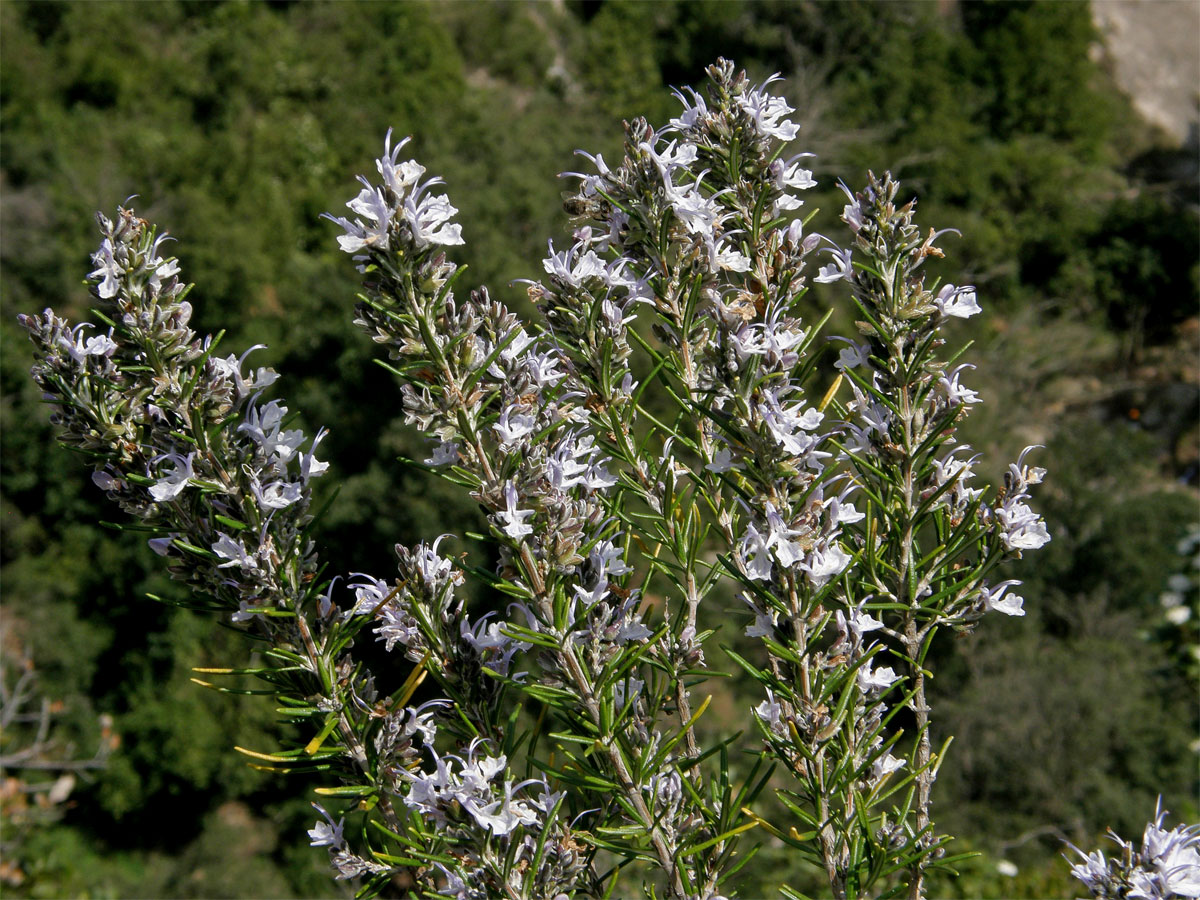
[1092,0,1199,148]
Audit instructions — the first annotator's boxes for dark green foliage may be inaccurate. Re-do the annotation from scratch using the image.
[2,0,1195,896]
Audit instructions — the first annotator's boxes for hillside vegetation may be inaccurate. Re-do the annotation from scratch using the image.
[1,2,1195,896]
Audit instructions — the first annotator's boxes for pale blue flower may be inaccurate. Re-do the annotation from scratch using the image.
[308,803,345,849]
[938,364,981,406]
[800,543,851,586]
[497,482,535,539]
[494,405,537,449]
[212,533,253,569]
[997,502,1051,551]
[933,284,982,319]
[403,179,464,248]
[815,246,853,283]
[858,662,900,694]
[737,76,799,141]
[251,477,303,510]
[375,128,423,197]
[60,323,117,363]
[543,239,607,287]
[149,451,195,502]
[423,440,458,467]
[872,752,905,780]
[981,580,1026,617]
[88,238,122,299]
[668,85,709,131]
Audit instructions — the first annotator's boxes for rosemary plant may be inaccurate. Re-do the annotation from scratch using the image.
[21,60,1057,899]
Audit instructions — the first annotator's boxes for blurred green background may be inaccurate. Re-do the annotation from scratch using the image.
[1,1,1196,897]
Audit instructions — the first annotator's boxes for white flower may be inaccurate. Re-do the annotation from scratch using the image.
[589,538,632,579]
[88,238,122,299]
[422,440,458,467]
[547,437,591,490]
[604,260,651,305]
[493,405,536,448]
[403,178,464,248]
[669,86,709,131]
[149,452,195,502]
[872,752,905,780]
[754,691,786,736]
[858,663,900,694]
[938,364,981,406]
[497,482,534,539]
[1068,848,1111,892]
[758,392,824,456]
[415,536,456,587]
[492,327,537,372]
[298,428,330,482]
[706,446,740,473]
[375,129,423,197]
[404,749,457,823]
[933,447,978,487]
[933,284,982,319]
[801,543,851,586]
[740,522,775,581]
[230,600,259,623]
[777,156,817,192]
[837,603,884,644]
[564,149,613,198]
[211,344,278,398]
[981,580,1026,617]
[834,340,872,371]
[997,502,1051,551]
[521,349,565,388]
[465,779,540,837]
[375,605,421,652]
[582,462,617,491]
[333,184,393,253]
[828,497,865,526]
[665,174,725,237]
[60,324,118,363]
[764,504,805,568]
[815,247,853,283]
[704,237,752,273]
[543,239,606,287]
[1141,811,1200,898]
[147,251,180,293]
[742,592,781,638]
[641,138,698,180]
[836,182,865,232]
[572,577,609,610]
[348,574,392,615]
[610,606,652,644]
[238,400,305,467]
[308,803,345,849]
[461,614,519,655]
[212,533,254,569]
[252,477,303,510]
[738,76,799,141]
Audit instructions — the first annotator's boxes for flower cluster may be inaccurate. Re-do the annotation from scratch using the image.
[19,210,327,624]
[1068,802,1200,899]
[23,60,1057,900]
[327,121,709,897]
